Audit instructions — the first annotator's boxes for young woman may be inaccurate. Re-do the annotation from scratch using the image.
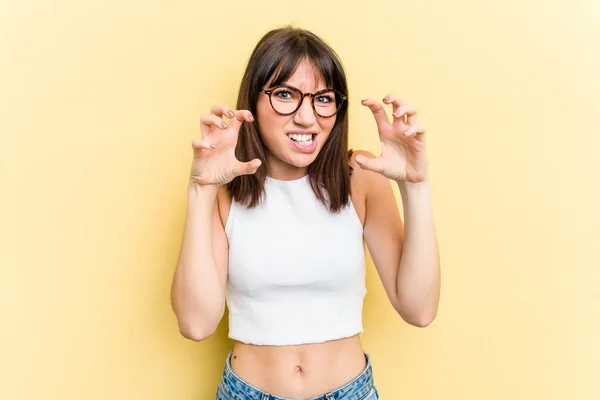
[171,26,440,400]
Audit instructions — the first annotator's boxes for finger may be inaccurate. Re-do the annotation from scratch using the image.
[383,94,404,116]
[355,152,385,174]
[227,110,255,132]
[191,138,216,151]
[210,104,236,119]
[361,98,390,128]
[201,114,228,134]
[233,158,262,177]
[403,124,427,137]
[393,105,418,125]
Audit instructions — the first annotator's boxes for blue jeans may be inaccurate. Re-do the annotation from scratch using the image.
[215,351,379,400]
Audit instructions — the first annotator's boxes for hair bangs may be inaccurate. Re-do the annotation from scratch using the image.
[266,40,340,91]
[229,26,351,212]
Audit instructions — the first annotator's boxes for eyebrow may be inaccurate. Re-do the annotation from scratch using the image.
[271,83,331,93]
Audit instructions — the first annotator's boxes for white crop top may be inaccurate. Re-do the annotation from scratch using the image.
[224,174,367,346]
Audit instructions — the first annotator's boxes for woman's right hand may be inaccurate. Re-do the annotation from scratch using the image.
[189,105,262,187]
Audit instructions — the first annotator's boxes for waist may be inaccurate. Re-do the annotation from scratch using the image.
[227,294,365,346]
[227,335,368,399]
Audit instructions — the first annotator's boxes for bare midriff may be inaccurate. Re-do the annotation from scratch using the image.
[230,334,366,399]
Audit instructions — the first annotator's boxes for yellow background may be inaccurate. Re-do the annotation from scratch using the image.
[2,0,599,399]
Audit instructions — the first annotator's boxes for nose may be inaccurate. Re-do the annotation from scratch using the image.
[293,95,317,126]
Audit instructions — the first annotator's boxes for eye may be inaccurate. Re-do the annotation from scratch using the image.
[315,94,334,104]
[274,89,294,99]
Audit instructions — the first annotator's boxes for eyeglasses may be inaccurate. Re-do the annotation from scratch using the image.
[260,84,347,118]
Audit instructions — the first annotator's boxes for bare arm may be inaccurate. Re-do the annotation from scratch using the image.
[171,105,261,341]
[170,107,259,341]
[394,180,440,326]
[356,96,440,327]
[355,150,440,327]
[170,183,228,341]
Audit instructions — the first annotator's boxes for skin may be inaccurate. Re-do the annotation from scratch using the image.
[184,59,440,398]
[218,60,369,397]
[255,59,337,180]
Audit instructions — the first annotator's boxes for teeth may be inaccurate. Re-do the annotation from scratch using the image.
[287,134,313,146]
[290,133,312,141]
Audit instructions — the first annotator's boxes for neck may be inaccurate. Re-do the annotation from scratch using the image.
[266,157,309,181]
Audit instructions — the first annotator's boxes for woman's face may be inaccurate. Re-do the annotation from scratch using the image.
[256,59,337,180]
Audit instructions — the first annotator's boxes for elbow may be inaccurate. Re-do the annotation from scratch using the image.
[398,307,438,328]
[173,306,223,342]
[410,313,436,328]
[177,320,217,342]
[171,296,224,342]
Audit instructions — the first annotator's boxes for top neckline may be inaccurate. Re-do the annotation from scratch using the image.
[265,174,309,184]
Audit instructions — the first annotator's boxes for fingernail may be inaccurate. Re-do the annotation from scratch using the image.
[221,122,227,129]
[248,115,254,122]
[210,143,216,149]
[404,129,411,136]
[228,111,235,118]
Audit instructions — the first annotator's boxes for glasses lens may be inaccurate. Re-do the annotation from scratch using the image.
[268,87,344,117]
[313,90,340,117]
[270,87,302,115]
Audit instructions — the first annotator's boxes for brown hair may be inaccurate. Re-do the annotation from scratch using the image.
[227,26,352,213]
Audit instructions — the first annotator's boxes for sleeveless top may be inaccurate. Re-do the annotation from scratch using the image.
[224,174,366,346]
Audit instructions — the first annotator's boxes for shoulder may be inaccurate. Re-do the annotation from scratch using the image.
[349,149,385,225]
[350,148,399,215]
[349,149,387,196]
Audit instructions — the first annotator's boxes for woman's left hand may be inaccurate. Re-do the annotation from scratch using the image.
[356,94,429,183]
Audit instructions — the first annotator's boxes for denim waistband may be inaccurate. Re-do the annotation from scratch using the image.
[218,351,374,400]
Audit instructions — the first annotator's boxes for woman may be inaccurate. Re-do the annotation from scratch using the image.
[171,26,440,400]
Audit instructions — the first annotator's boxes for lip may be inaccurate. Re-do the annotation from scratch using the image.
[286,131,318,154]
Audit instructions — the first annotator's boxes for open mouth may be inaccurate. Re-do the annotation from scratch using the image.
[286,133,317,147]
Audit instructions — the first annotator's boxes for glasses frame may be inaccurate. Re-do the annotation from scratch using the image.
[260,84,347,118]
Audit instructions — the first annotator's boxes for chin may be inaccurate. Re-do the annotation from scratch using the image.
[286,152,320,168]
